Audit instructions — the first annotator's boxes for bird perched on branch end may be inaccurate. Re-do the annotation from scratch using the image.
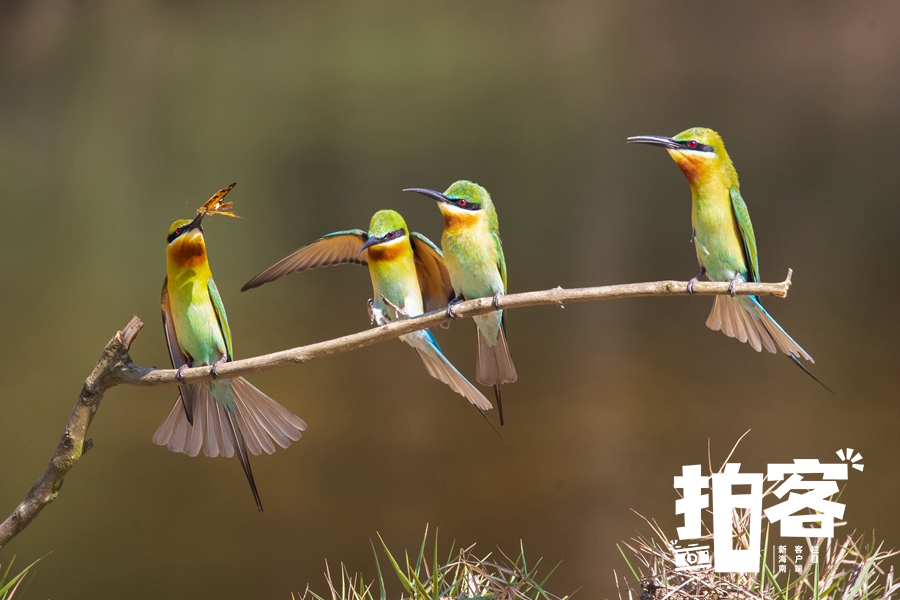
[627,128,833,393]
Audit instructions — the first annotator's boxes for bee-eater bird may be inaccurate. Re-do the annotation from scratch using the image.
[627,127,833,392]
[153,209,309,511]
[404,181,517,425]
[242,210,500,429]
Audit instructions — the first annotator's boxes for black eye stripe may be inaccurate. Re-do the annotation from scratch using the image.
[680,140,715,153]
[447,198,482,211]
[167,226,191,243]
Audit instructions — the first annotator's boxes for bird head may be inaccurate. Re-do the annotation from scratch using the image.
[166,212,207,266]
[358,210,410,259]
[403,180,494,230]
[627,127,736,186]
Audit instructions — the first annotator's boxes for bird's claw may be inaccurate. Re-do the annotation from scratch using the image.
[445,295,464,319]
[687,268,706,295]
[209,357,227,379]
[380,294,407,317]
[728,273,741,297]
[175,364,189,384]
[492,293,503,310]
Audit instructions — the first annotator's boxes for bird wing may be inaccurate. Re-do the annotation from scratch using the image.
[241,229,369,291]
[492,231,508,292]
[161,278,194,423]
[730,187,760,283]
[410,231,455,313]
[207,278,234,362]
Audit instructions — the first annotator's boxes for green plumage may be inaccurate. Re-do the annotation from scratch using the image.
[628,127,833,392]
[406,181,517,424]
[241,209,496,417]
[156,215,308,511]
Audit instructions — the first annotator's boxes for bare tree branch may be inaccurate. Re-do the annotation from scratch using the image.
[116,273,793,386]
[0,273,792,549]
[0,316,144,549]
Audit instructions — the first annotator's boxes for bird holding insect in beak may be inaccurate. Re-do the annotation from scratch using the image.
[242,209,500,431]
[404,181,517,425]
[153,183,308,512]
[627,128,833,392]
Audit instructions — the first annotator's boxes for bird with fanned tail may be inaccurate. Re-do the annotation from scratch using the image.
[627,128,834,393]
[153,184,308,511]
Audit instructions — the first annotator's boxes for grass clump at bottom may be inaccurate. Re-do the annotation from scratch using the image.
[295,526,568,600]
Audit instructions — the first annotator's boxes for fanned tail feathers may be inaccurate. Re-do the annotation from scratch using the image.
[153,378,307,457]
[152,377,308,510]
[706,295,812,361]
[706,296,834,393]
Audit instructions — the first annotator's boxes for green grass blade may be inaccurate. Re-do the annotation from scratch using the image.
[377,534,415,596]
[415,525,429,579]
[0,556,42,597]
[617,544,640,584]
[432,529,440,600]
[370,539,387,600]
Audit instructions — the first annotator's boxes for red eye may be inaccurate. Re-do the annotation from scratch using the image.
[457,199,467,207]
[687,140,698,149]
[175,227,182,235]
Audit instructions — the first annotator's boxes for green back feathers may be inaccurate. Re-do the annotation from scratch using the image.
[206,278,234,361]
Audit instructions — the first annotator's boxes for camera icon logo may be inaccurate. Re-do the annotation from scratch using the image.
[672,543,711,570]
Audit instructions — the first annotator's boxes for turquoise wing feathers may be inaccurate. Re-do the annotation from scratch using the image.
[730,187,759,283]
[207,278,234,362]
[242,229,369,291]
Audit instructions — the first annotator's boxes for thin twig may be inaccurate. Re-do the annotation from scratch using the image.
[0,274,793,549]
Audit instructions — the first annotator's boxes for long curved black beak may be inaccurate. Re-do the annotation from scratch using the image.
[626,135,681,150]
[186,210,205,231]
[403,187,450,204]
[357,234,383,256]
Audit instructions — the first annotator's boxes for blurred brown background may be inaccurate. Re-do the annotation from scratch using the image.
[0,1,898,598]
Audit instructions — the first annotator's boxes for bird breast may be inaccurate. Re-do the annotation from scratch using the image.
[167,235,208,268]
